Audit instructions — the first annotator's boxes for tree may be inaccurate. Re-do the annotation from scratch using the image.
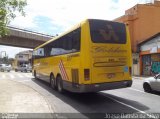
[0,0,27,37]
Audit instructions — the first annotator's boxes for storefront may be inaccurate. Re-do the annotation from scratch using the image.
[139,33,160,76]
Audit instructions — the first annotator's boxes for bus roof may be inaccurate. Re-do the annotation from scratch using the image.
[33,19,88,50]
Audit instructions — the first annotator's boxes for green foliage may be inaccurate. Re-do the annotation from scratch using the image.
[0,0,27,37]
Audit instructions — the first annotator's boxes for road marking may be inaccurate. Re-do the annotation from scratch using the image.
[0,72,33,80]
[2,74,6,79]
[9,74,15,79]
[101,93,156,119]
[128,88,160,98]
[17,74,24,78]
[129,88,145,93]
[23,73,33,78]
[15,80,31,82]
[10,78,31,83]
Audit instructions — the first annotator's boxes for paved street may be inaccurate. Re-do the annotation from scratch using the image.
[0,71,33,81]
[0,71,160,118]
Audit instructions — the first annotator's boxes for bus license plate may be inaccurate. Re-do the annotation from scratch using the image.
[107,73,115,79]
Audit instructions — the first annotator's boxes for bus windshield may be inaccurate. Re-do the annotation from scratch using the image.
[89,19,126,44]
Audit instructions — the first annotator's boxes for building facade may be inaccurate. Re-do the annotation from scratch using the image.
[115,0,160,52]
[13,50,33,69]
[115,0,160,76]
[139,33,160,76]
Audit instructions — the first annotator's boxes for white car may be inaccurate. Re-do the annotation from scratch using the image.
[143,74,160,93]
[15,65,32,72]
[0,64,12,72]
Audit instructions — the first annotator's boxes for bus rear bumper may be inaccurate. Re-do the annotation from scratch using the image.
[63,80,132,93]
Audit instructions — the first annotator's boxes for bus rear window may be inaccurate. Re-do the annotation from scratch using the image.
[89,20,126,44]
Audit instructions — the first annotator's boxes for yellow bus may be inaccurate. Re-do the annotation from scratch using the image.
[33,19,132,93]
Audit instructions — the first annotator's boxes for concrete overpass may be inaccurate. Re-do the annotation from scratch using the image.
[0,26,54,49]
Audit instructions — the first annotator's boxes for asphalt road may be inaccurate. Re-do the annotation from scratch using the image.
[1,71,160,118]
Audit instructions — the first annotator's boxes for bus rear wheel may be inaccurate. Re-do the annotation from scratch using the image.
[57,75,64,93]
[50,74,56,90]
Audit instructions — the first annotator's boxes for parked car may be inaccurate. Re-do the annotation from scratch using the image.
[15,64,32,72]
[143,74,160,93]
[0,64,12,72]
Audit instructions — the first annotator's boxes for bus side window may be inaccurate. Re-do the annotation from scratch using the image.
[37,48,44,58]
[47,28,80,56]
[49,39,61,56]
[72,28,80,52]
[44,45,52,57]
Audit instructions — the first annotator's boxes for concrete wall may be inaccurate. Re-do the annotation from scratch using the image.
[0,27,53,49]
[0,36,45,48]
[15,54,29,62]
[132,53,140,76]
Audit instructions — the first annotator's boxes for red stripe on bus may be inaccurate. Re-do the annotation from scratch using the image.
[59,63,66,80]
[60,61,67,80]
[60,60,69,80]
[59,61,67,80]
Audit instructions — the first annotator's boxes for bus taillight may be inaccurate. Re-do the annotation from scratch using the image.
[129,67,132,76]
[84,69,90,80]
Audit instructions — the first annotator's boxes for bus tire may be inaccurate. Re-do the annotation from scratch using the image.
[50,74,56,90]
[57,75,64,93]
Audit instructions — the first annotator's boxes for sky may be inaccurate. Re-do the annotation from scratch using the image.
[0,0,153,58]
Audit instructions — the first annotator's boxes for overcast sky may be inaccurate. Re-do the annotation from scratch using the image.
[0,0,153,58]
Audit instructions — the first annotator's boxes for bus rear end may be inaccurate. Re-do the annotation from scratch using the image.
[79,19,132,92]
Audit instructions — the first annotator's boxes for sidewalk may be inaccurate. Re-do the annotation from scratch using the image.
[132,75,151,80]
[0,79,53,114]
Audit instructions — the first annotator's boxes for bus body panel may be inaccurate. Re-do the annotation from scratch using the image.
[90,43,132,84]
[79,20,92,84]
[34,53,81,83]
[80,20,132,85]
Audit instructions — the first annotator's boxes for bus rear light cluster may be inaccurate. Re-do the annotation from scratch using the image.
[84,69,90,80]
